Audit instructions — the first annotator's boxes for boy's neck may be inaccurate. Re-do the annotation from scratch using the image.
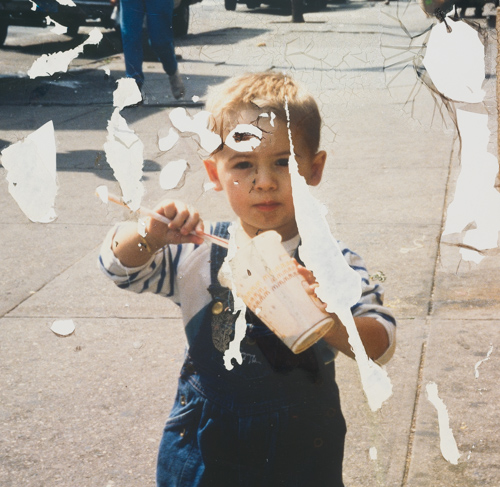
[237,219,299,243]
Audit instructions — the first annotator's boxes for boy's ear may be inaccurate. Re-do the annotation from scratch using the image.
[203,159,223,191]
[307,150,327,187]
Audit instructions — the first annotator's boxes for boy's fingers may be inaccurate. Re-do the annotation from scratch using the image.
[300,278,327,310]
[301,279,314,294]
[168,205,189,229]
[179,207,201,235]
[148,199,203,245]
[296,265,317,286]
[168,205,198,232]
[195,219,205,235]
[188,233,205,245]
[154,200,176,220]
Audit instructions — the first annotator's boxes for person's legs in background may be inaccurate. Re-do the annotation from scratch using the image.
[119,0,146,88]
[145,0,185,99]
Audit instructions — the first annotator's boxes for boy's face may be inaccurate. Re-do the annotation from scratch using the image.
[204,110,326,241]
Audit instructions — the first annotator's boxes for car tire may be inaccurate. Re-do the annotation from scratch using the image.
[225,0,237,10]
[173,1,189,38]
[0,20,8,47]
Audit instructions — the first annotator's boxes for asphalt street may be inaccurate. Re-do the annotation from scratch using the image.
[1,0,499,485]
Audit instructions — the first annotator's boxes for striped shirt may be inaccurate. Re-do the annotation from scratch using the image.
[99,223,396,364]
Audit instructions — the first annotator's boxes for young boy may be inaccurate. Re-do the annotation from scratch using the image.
[99,72,396,487]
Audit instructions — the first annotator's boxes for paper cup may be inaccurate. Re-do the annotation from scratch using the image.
[229,231,334,354]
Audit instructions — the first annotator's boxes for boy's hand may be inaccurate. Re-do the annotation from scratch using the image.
[293,259,328,312]
[145,200,205,250]
[111,200,204,268]
[294,259,391,361]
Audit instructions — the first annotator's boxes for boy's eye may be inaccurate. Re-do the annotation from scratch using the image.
[234,161,252,169]
[276,158,289,167]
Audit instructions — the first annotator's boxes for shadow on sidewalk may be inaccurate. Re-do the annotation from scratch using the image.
[1,29,123,59]
[0,71,227,114]
[1,26,270,56]
[56,150,162,177]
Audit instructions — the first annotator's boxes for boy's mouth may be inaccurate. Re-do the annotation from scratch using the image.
[254,201,280,212]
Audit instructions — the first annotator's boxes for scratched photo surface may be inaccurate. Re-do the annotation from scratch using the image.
[0,1,499,485]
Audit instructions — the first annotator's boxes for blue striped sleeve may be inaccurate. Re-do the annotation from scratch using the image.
[98,224,190,300]
[339,241,397,329]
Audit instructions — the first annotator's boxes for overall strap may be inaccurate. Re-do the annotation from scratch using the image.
[206,226,319,379]
[209,222,231,286]
[293,243,304,267]
[206,222,235,315]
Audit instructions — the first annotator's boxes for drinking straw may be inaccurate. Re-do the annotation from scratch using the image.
[100,191,229,249]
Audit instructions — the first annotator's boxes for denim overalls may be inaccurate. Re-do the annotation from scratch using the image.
[157,223,346,487]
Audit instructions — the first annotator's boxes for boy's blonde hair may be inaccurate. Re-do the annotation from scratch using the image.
[206,72,322,155]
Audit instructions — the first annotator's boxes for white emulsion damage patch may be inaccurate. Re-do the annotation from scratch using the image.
[28,28,103,79]
[474,345,493,379]
[104,110,145,212]
[442,110,500,263]
[103,80,145,212]
[221,226,246,370]
[1,121,58,223]
[46,16,68,35]
[50,319,76,337]
[422,18,485,104]
[158,127,180,152]
[225,124,263,152]
[113,78,142,111]
[169,108,221,154]
[421,15,499,263]
[426,382,461,465]
[159,160,188,190]
[284,98,393,412]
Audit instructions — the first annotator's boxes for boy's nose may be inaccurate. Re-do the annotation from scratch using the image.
[254,169,277,191]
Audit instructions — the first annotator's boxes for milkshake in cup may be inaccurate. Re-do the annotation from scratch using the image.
[225,230,335,354]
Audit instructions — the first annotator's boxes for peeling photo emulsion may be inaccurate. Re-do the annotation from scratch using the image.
[28,28,103,79]
[3,2,499,485]
[283,99,393,412]
[421,14,500,264]
[104,79,145,212]
[406,6,498,470]
[426,382,461,465]
[159,159,188,190]
[1,121,58,223]
[442,109,500,263]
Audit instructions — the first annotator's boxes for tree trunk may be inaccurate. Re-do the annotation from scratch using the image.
[291,0,305,23]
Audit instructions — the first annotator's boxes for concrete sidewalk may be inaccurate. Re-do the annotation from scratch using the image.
[1,1,499,485]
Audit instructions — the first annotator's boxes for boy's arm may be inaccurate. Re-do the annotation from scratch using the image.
[111,200,205,268]
[322,315,390,362]
[296,249,396,364]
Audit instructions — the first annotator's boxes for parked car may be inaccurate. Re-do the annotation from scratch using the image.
[417,0,499,18]
[224,0,326,11]
[455,0,498,17]
[0,0,199,46]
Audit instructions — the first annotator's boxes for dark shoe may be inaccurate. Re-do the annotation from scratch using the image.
[169,71,185,100]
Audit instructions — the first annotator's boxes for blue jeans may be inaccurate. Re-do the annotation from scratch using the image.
[156,361,346,487]
[119,0,178,85]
